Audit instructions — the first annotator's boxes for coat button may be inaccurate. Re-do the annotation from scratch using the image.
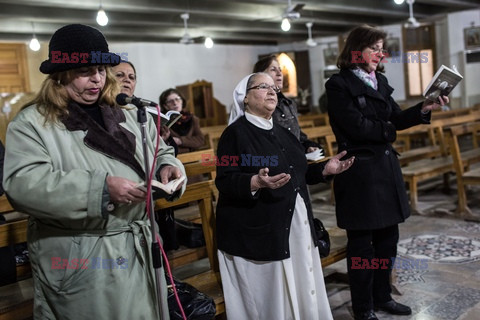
[385,150,390,155]
[116,257,126,265]
[289,165,293,169]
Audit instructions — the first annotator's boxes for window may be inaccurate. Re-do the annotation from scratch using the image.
[403,25,436,99]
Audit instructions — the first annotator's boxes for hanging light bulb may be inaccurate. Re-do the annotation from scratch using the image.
[96,6,108,26]
[394,0,405,4]
[29,22,40,51]
[281,18,291,32]
[29,35,41,51]
[204,37,214,49]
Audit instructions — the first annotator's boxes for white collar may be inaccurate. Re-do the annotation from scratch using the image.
[245,112,273,130]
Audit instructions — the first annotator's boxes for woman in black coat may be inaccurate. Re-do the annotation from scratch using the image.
[325,25,448,320]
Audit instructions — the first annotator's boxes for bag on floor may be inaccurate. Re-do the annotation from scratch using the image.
[166,274,216,320]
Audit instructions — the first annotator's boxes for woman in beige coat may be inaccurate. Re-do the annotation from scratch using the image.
[3,24,185,319]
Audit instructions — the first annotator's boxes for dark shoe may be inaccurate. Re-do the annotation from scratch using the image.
[375,300,412,315]
[353,310,378,320]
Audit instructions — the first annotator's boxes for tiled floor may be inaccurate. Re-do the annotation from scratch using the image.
[311,179,480,320]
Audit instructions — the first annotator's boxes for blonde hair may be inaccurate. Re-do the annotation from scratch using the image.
[27,66,120,124]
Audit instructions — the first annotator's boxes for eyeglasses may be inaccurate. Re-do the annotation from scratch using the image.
[369,46,388,55]
[247,83,280,93]
[166,97,182,105]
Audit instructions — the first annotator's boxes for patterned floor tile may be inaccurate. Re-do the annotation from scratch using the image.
[398,235,480,263]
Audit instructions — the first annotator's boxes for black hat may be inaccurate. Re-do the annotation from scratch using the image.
[40,24,121,74]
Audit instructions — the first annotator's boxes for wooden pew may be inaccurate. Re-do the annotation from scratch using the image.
[298,113,330,126]
[401,112,480,214]
[298,119,315,128]
[158,149,225,316]
[0,195,33,320]
[446,123,480,221]
[397,125,442,166]
[161,149,217,268]
[302,126,337,157]
[201,125,226,153]
[156,180,225,316]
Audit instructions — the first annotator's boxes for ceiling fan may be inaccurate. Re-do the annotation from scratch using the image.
[179,13,197,44]
[403,0,429,29]
[305,22,317,47]
[283,0,305,20]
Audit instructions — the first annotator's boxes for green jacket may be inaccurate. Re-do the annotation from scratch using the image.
[3,103,185,319]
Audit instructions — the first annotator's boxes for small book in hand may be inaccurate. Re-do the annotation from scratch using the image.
[146,109,182,128]
[423,65,463,104]
[136,175,186,200]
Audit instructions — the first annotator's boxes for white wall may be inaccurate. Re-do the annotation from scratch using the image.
[108,42,276,109]
[447,9,480,107]
[381,24,405,102]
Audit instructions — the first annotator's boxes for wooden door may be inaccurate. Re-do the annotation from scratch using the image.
[0,44,31,93]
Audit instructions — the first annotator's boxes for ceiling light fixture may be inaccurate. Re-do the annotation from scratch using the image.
[405,0,420,28]
[281,18,291,32]
[204,37,214,49]
[29,22,40,51]
[96,2,108,26]
[305,22,317,47]
[394,0,405,4]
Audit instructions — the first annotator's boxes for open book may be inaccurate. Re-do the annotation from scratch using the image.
[146,109,182,128]
[136,175,186,200]
[306,148,325,161]
[423,65,463,104]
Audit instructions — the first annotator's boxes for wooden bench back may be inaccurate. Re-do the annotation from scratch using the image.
[445,122,480,218]
[177,148,216,180]
[0,195,33,320]
[302,125,337,157]
[298,113,329,126]
[200,125,226,153]
[298,119,315,128]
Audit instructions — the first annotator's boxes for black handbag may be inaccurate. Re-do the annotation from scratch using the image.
[313,218,331,258]
[166,274,216,320]
[175,219,206,248]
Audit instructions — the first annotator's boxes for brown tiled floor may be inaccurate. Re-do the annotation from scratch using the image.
[311,178,480,320]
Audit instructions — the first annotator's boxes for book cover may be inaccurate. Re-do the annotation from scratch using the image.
[136,175,186,200]
[423,65,463,104]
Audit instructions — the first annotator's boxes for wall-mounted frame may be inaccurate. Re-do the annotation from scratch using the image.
[387,37,401,58]
[323,47,338,66]
[464,26,480,50]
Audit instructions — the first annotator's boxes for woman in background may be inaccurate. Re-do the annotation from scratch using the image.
[250,55,320,153]
[159,88,204,154]
[112,60,136,97]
